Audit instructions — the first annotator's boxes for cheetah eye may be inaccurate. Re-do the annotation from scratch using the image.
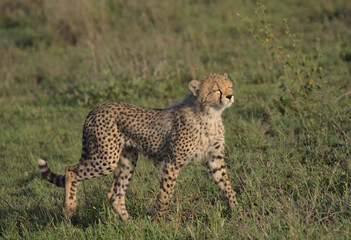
[213,89,220,93]
[228,86,233,89]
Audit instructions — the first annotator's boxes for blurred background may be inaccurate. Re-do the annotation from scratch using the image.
[1,0,350,107]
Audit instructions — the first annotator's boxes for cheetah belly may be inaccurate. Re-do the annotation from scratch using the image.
[121,120,172,161]
[125,133,170,160]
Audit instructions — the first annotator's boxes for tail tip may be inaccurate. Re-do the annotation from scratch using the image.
[37,159,47,167]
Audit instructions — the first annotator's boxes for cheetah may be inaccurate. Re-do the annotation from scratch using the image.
[38,73,238,221]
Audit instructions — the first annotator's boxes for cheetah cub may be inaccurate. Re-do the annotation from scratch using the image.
[38,73,238,221]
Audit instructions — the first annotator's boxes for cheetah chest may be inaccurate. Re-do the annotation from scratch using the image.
[194,117,224,161]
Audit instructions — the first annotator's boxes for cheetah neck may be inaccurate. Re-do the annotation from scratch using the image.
[170,93,224,122]
[201,106,223,120]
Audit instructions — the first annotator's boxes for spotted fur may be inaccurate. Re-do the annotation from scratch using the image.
[38,73,238,221]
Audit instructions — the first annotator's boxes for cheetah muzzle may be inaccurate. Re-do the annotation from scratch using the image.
[38,73,238,221]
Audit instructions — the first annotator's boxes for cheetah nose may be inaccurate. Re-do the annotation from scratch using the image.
[226,95,233,100]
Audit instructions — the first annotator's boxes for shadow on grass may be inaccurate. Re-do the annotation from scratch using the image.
[0,204,64,238]
[0,199,121,238]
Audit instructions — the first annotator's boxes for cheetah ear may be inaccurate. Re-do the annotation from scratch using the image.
[189,80,201,96]
[224,73,228,78]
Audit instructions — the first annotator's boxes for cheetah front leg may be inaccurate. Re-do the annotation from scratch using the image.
[108,147,138,221]
[206,147,238,210]
[156,161,180,218]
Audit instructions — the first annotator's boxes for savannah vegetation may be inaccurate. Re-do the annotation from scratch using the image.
[0,0,350,239]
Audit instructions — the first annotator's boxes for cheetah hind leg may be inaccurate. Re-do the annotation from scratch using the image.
[108,147,138,221]
[64,155,121,219]
[64,164,81,219]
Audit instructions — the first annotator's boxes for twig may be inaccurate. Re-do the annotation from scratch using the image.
[325,160,341,195]
[173,195,181,240]
[332,120,350,155]
[336,89,351,101]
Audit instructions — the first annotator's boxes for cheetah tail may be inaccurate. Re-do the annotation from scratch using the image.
[37,159,65,188]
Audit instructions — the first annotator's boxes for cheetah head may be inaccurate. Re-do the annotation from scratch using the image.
[189,73,234,110]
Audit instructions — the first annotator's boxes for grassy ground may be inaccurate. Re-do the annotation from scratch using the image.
[0,0,350,239]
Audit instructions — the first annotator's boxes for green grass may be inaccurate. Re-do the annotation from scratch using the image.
[1,0,350,239]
